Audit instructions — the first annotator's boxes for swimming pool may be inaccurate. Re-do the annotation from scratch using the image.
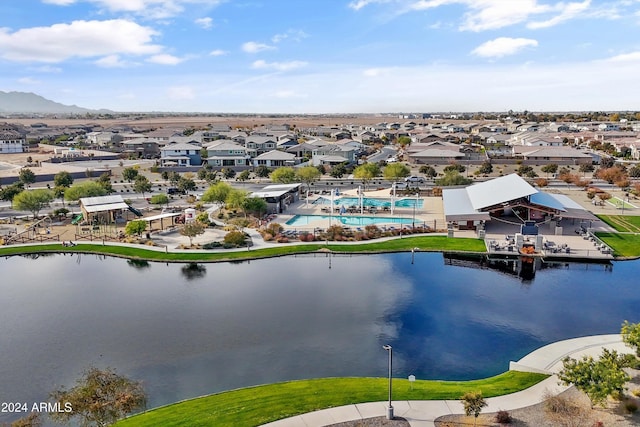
[286,214,417,227]
[313,196,423,208]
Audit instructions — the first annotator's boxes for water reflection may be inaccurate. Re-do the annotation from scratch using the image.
[0,252,636,425]
[127,259,150,270]
[180,263,206,280]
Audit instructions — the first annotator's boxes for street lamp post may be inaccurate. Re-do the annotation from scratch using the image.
[382,345,394,420]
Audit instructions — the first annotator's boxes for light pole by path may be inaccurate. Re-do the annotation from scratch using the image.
[382,344,394,420]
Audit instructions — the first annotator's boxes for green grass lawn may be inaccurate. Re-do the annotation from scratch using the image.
[595,232,640,258]
[115,372,548,427]
[597,215,640,233]
[0,235,487,262]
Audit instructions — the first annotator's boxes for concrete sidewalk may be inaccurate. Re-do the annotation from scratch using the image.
[261,334,632,427]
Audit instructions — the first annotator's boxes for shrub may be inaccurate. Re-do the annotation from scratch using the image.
[276,236,289,243]
[299,232,314,242]
[495,410,512,424]
[265,222,283,236]
[262,233,274,241]
[202,241,222,249]
[223,230,246,246]
[625,401,638,414]
[633,389,640,398]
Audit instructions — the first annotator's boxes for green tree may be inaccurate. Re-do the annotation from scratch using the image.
[435,171,472,186]
[579,163,595,175]
[225,188,248,215]
[202,181,232,205]
[271,166,297,184]
[92,173,112,194]
[53,171,74,188]
[461,391,487,427]
[383,162,411,183]
[243,196,267,217]
[255,165,270,178]
[125,220,147,237]
[330,163,347,178]
[557,348,631,407]
[65,181,108,201]
[12,189,54,218]
[168,171,181,186]
[122,167,139,182]
[296,165,321,192]
[397,136,411,148]
[49,366,146,427]
[622,320,640,357]
[477,162,493,175]
[419,165,437,178]
[179,221,205,246]
[133,175,152,197]
[237,170,251,181]
[353,163,381,190]
[541,164,559,177]
[177,176,197,194]
[19,168,36,188]
[149,193,169,207]
[0,182,25,201]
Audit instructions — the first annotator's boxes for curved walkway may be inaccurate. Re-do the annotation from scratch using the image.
[261,334,631,427]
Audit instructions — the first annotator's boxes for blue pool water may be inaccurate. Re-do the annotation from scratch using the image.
[286,214,417,226]
[313,196,423,208]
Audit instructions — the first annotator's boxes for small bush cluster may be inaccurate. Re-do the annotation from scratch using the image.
[494,410,512,424]
[202,241,222,249]
[223,230,247,247]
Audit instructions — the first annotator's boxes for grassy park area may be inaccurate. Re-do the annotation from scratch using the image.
[596,215,640,258]
[114,372,548,427]
[0,235,487,262]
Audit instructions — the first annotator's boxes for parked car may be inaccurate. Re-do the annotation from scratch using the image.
[404,176,425,183]
[167,187,184,195]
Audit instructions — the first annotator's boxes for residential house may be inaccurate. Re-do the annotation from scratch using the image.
[146,128,184,142]
[0,129,27,153]
[252,150,296,168]
[512,146,593,164]
[159,142,202,167]
[204,139,251,168]
[245,135,277,155]
[121,137,161,158]
[311,144,356,167]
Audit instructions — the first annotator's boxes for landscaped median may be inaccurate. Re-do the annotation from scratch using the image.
[0,235,488,262]
[113,372,548,427]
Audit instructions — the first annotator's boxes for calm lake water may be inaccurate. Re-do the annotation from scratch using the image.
[0,252,638,423]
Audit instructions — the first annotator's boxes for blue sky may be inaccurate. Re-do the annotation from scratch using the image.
[0,0,639,113]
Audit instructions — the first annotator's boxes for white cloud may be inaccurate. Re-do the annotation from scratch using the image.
[356,0,593,31]
[17,77,41,85]
[209,49,227,56]
[271,29,309,44]
[0,19,162,63]
[41,0,224,19]
[95,54,131,67]
[527,0,591,29]
[242,41,275,53]
[251,60,308,71]
[167,85,196,100]
[273,90,307,99]
[195,17,213,29]
[147,54,185,65]
[363,67,390,77]
[605,51,640,62]
[472,37,538,58]
[29,65,62,73]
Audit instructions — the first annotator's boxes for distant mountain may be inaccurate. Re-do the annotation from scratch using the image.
[0,91,111,114]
